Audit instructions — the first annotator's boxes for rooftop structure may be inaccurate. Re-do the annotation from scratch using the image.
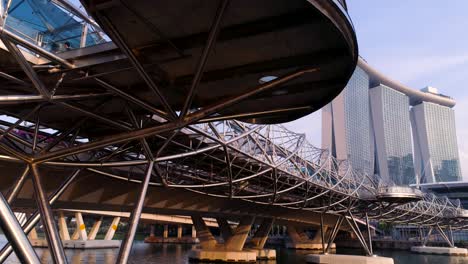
[358,58,456,107]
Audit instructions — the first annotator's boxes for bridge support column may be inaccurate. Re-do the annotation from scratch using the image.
[247,218,276,260]
[216,218,233,242]
[144,224,158,243]
[191,216,217,249]
[74,212,88,240]
[105,217,120,240]
[307,213,394,264]
[192,225,197,238]
[29,227,39,240]
[88,217,103,240]
[163,224,169,239]
[411,225,468,256]
[286,225,335,250]
[177,225,183,239]
[224,216,255,251]
[189,215,257,262]
[58,212,70,240]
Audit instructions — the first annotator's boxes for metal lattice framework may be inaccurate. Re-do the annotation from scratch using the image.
[0,117,466,228]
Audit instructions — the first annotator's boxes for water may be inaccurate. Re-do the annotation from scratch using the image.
[1,236,467,264]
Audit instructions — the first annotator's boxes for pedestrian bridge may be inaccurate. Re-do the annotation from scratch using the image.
[0,0,466,263]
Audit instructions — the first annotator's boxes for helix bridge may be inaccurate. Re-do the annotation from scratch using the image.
[0,0,466,263]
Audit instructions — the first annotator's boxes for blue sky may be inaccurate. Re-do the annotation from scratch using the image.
[285,1,468,179]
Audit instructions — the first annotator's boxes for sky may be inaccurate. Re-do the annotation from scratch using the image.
[284,1,468,180]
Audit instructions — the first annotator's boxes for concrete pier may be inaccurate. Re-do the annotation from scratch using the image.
[189,216,259,262]
[32,213,122,249]
[286,242,336,250]
[306,254,394,264]
[248,248,276,260]
[144,224,199,244]
[144,236,198,244]
[286,225,336,250]
[30,239,121,249]
[246,218,276,259]
[411,246,468,256]
[188,249,257,262]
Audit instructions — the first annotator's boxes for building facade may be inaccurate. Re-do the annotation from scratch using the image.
[322,59,462,185]
[370,85,416,185]
[411,102,462,183]
[322,66,374,175]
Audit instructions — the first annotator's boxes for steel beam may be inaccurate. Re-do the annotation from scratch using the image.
[97,13,177,119]
[30,164,68,264]
[116,161,154,264]
[320,213,326,254]
[325,215,343,253]
[34,68,316,163]
[2,39,51,98]
[6,166,29,203]
[180,0,229,117]
[2,28,74,68]
[0,169,79,263]
[0,192,40,264]
[365,213,373,255]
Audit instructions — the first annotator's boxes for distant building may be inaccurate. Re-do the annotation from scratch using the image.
[411,102,462,183]
[322,58,462,185]
[369,85,415,185]
[322,66,374,175]
[417,181,468,208]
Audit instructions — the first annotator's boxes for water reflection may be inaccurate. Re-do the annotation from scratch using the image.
[1,237,467,264]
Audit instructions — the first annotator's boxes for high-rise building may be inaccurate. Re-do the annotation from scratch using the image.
[323,58,462,185]
[322,66,374,174]
[369,85,415,185]
[411,102,462,183]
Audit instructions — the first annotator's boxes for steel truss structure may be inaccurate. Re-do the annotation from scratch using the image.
[0,0,465,263]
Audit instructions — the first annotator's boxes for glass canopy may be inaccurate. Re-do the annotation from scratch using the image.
[1,0,107,52]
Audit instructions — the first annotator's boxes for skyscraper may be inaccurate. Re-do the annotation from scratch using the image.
[322,66,374,174]
[411,101,462,183]
[370,85,415,185]
[323,58,462,185]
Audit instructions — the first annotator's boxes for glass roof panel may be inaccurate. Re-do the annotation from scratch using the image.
[2,0,107,52]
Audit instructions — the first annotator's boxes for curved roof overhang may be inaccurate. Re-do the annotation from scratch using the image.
[77,0,358,124]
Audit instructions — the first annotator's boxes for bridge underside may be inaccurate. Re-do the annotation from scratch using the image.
[0,164,342,227]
